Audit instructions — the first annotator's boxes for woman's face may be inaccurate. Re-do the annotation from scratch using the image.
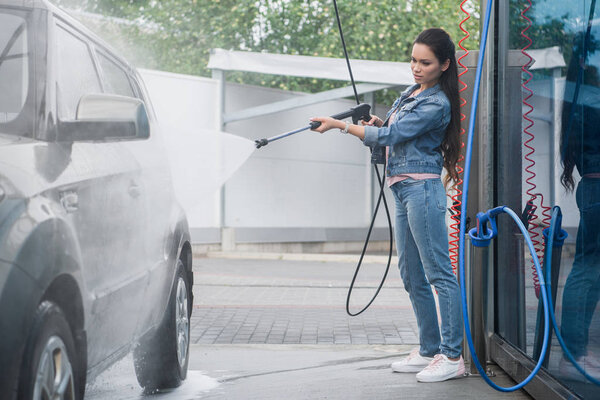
[410,43,449,89]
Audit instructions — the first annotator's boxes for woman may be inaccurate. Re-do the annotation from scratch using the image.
[311,28,464,383]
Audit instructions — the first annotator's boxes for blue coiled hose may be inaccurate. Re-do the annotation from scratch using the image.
[458,0,552,391]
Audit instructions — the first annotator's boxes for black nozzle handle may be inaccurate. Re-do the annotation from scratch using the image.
[310,103,372,130]
[350,103,372,125]
[330,103,372,124]
[329,108,355,121]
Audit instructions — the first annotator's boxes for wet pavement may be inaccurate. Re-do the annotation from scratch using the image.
[86,253,532,399]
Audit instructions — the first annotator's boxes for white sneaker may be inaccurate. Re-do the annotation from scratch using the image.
[584,352,600,373]
[558,356,600,382]
[391,349,434,373]
[559,356,586,382]
[416,354,465,382]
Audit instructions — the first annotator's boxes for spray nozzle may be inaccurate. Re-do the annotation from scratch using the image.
[255,138,269,149]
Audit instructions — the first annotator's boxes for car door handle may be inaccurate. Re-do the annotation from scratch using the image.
[128,183,141,198]
[59,190,78,213]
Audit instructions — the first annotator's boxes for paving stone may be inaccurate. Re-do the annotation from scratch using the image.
[191,257,421,345]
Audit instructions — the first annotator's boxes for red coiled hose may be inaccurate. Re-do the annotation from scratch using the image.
[521,0,551,298]
[448,0,471,274]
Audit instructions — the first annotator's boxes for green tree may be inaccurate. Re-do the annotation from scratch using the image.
[508,0,599,77]
[55,0,480,102]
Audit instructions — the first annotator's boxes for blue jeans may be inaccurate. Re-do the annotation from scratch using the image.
[561,177,600,358]
[390,178,463,358]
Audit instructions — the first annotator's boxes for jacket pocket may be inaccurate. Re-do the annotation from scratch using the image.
[399,100,419,113]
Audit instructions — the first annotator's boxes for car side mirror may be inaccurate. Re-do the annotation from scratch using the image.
[57,94,150,142]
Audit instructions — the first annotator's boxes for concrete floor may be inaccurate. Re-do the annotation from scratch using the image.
[85,254,533,399]
[86,343,531,399]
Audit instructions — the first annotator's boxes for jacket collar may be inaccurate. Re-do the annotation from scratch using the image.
[402,83,442,99]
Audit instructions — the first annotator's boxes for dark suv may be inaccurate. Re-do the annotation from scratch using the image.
[0,1,193,399]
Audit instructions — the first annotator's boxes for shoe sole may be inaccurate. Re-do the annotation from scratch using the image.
[391,365,428,373]
[416,367,466,383]
[559,369,588,383]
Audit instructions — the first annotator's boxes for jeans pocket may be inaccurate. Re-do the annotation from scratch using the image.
[578,179,600,211]
[431,179,447,211]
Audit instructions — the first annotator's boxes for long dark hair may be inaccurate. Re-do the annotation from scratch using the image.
[414,28,461,188]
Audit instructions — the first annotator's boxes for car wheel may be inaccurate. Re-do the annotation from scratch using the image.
[18,301,81,400]
[134,259,191,391]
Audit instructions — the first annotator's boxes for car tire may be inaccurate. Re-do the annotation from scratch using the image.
[18,301,81,400]
[133,259,191,392]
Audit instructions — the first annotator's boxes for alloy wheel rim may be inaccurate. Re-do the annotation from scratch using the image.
[175,276,189,368]
[33,335,76,400]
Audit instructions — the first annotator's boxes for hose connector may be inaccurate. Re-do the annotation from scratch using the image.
[542,206,568,247]
[468,206,505,247]
[468,211,496,247]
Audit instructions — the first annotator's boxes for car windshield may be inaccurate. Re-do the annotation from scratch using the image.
[0,8,31,134]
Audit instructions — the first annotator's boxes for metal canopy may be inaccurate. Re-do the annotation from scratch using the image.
[207,48,410,126]
[208,48,413,85]
[222,83,392,124]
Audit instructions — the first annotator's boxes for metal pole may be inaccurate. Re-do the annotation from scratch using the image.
[533,235,564,367]
[212,69,234,250]
[463,234,472,364]
[364,92,375,223]
[470,241,489,374]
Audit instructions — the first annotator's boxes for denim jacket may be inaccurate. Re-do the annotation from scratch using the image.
[363,83,451,176]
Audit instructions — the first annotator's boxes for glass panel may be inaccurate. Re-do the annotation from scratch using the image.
[56,25,101,120]
[0,12,28,123]
[97,52,135,97]
[499,0,599,396]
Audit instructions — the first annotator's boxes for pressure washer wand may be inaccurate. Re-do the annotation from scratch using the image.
[255,125,312,148]
[255,103,371,149]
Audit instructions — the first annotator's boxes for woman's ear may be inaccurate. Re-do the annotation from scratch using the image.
[441,58,450,72]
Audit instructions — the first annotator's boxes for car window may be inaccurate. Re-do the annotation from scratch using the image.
[97,52,135,97]
[0,12,28,123]
[55,25,101,120]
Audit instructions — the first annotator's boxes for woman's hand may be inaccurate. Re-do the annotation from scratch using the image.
[362,115,383,127]
[310,116,342,133]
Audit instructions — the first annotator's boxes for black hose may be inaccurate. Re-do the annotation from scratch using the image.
[346,163,394,316]
[332,0,394,316]
[332,0,360,104]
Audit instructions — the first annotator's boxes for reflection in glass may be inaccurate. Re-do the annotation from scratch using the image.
[558,5,600,386]
[0,12,28,123]
[501,0,600,396]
